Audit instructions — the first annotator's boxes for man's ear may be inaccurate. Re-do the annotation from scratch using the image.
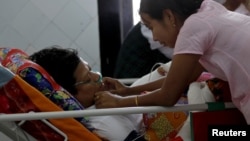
[163,9,176,27]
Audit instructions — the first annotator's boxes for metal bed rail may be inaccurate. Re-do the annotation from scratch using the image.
[0,102,235,122]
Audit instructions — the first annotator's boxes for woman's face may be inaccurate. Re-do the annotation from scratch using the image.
[73,58,105,108]
[140,11,179,48]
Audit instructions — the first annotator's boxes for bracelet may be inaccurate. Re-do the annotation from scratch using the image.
[135,96,139,106]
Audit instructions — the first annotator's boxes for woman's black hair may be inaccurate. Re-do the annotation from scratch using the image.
[139,0,204,21]
[29,45,80,95]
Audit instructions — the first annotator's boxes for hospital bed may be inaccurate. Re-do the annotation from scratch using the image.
[0,47,247,141]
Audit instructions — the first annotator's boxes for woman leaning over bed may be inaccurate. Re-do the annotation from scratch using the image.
[94,0,250,124]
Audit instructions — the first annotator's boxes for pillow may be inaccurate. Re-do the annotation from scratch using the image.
[0,65,101,141]
[0,47,91,128]
[131,62,171,86]
[0,47,99,140]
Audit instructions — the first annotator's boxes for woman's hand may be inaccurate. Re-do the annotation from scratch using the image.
[102,77,129,96]
[94,91,122,108]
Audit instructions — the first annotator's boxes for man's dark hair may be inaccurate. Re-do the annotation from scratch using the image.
[29,45,80,95]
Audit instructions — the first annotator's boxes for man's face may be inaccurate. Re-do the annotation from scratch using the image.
[73,58,105,108]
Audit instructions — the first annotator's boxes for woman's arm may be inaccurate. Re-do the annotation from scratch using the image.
[95,54,204,108]
[131,54,204,106]
[103,76,165,96]
[126,77,165,95]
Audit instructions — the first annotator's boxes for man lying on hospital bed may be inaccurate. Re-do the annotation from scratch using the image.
[29,46,144,141]
[29,46,191,141]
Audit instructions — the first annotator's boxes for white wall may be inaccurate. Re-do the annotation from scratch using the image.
[0,0,99,139]
[0,0,100,71]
